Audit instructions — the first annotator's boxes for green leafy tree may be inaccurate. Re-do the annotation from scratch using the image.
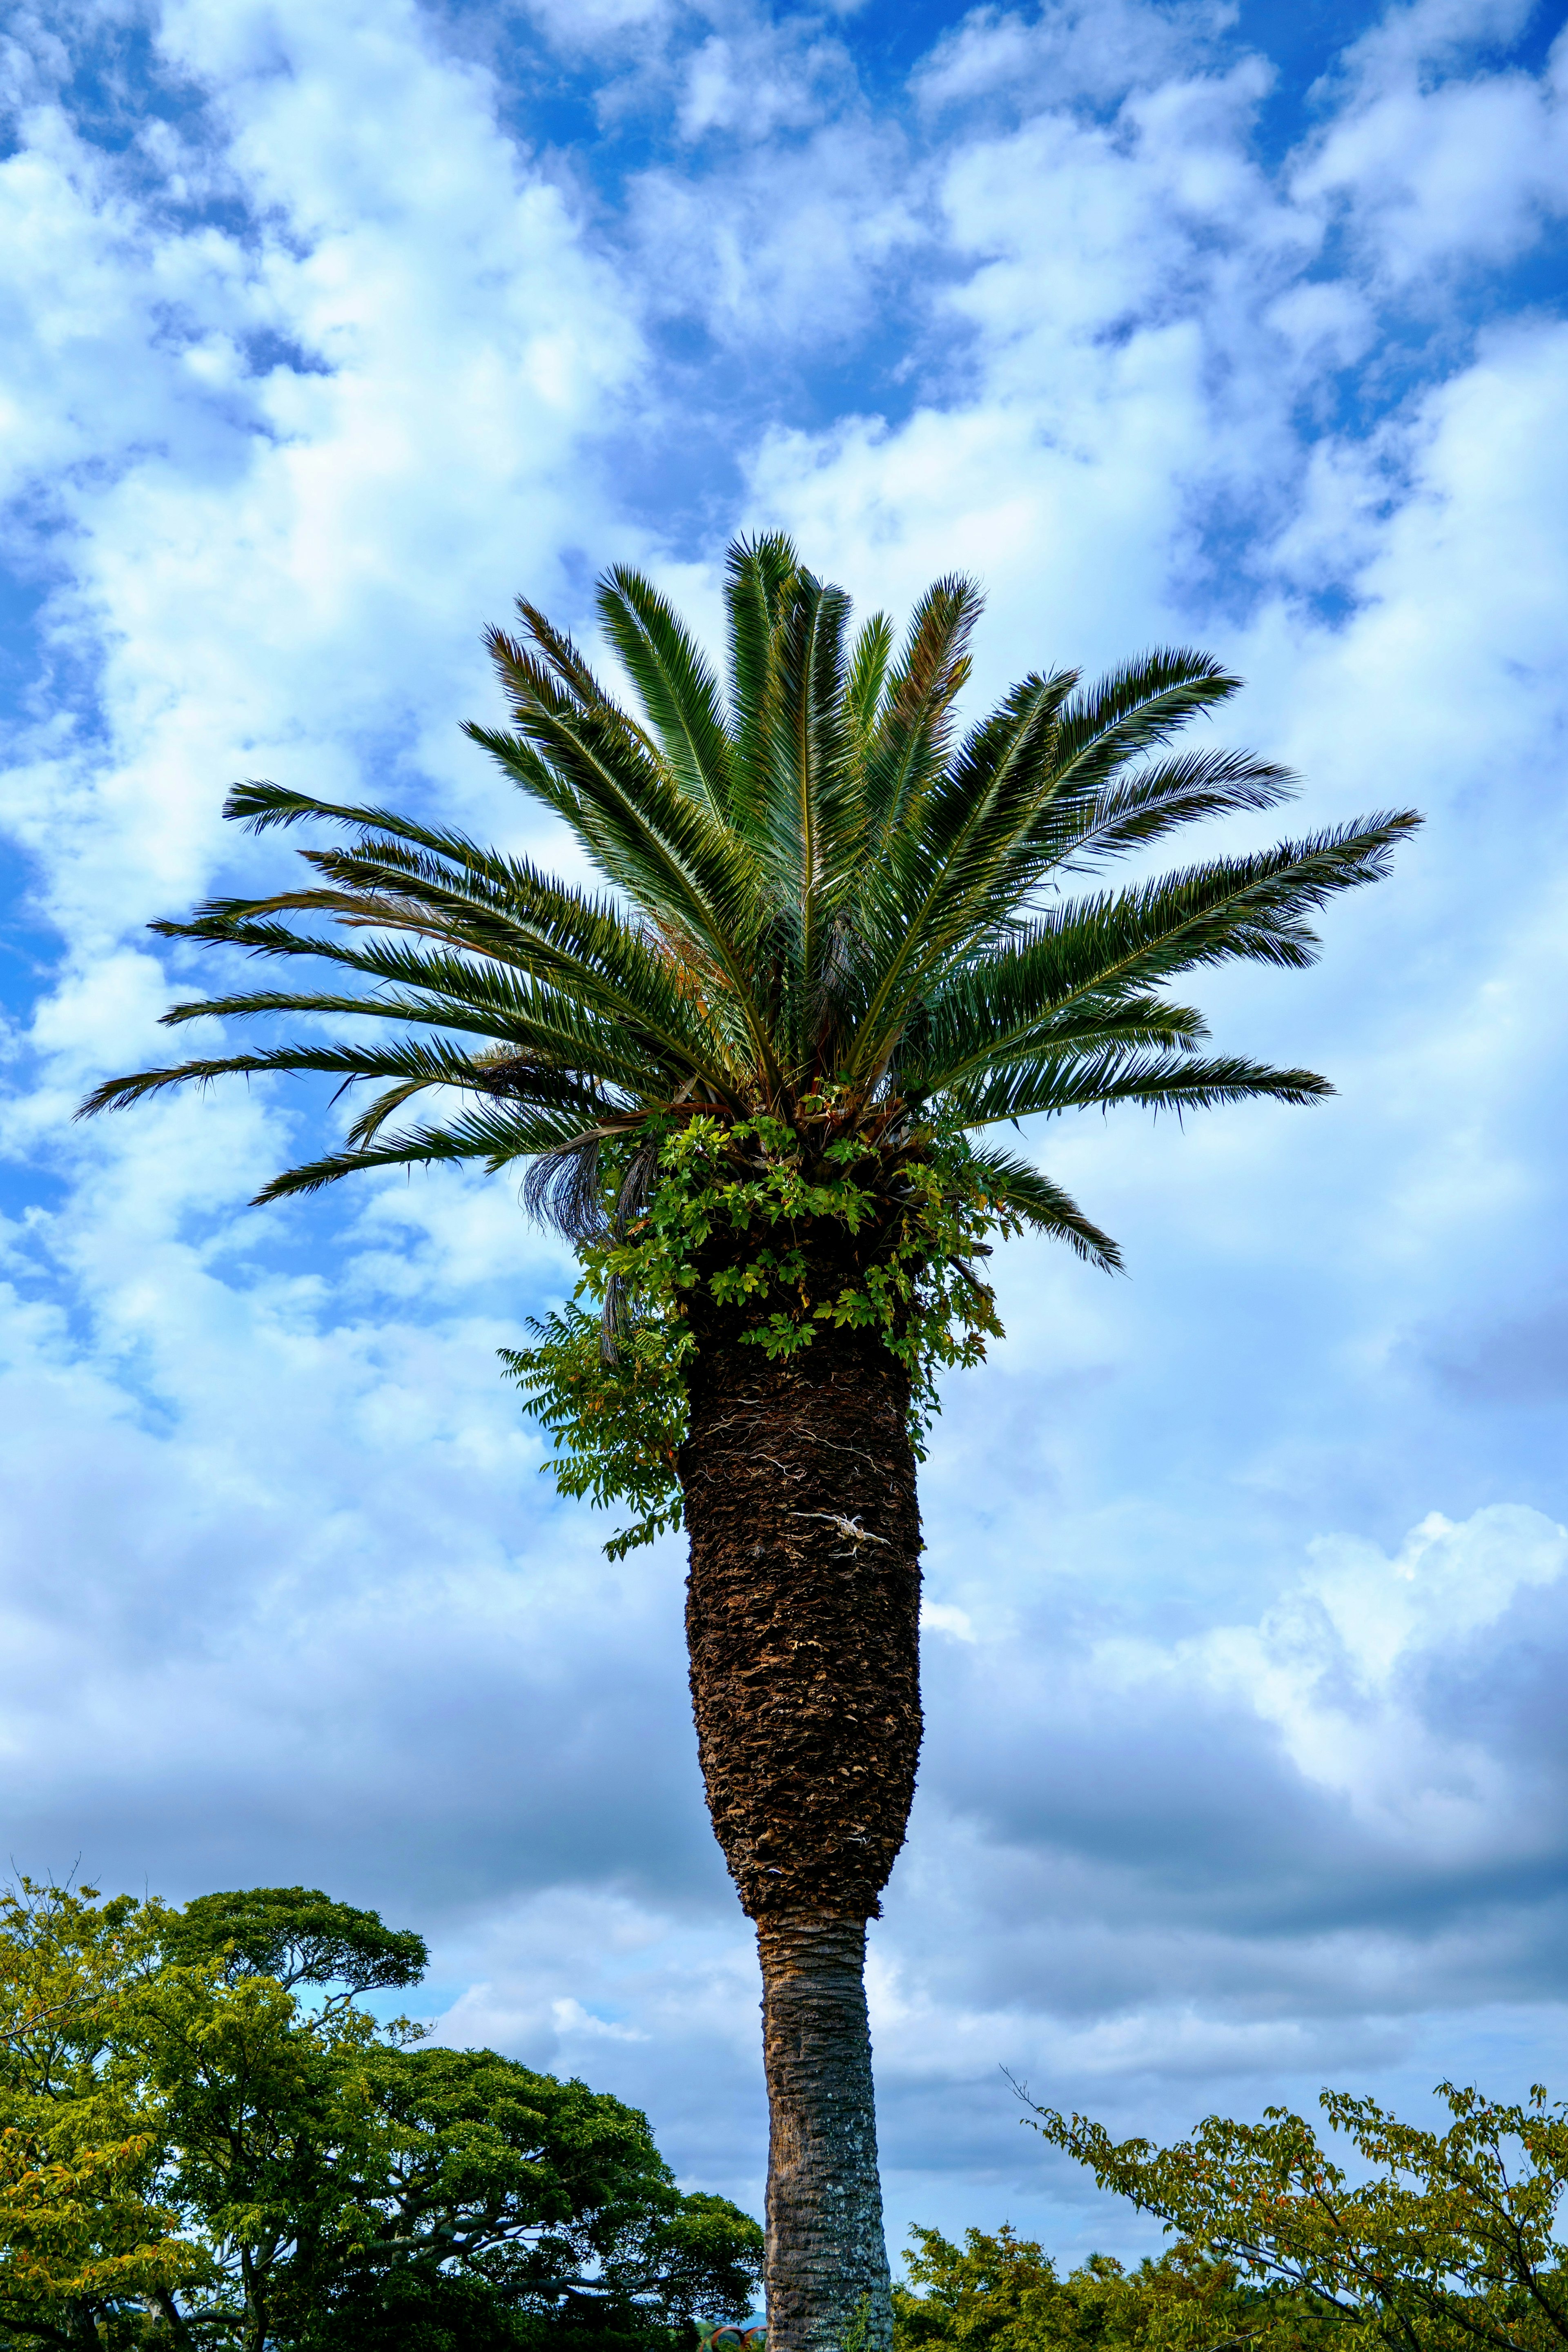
[0,1881,761,2351]
[82,535,1419,2351]
[892,2222,1321,2352]
[1027,2081,1568,2352]
[0,1878,212,2350]
[163,1887,429,2002]
[305,2044,762,2352]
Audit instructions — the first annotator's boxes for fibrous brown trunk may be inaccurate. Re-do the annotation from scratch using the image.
[758,1916,891,2352]
[680,1300,921,2352]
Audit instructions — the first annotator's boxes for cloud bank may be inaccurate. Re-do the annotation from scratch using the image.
[2,0,1566,2263]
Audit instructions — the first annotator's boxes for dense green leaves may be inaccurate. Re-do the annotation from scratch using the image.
[0,1880,762,2352]
[162,1888,428,1998]
[81,535,1419,1552]
[503,1110,1022,1553]
[891,2222,1322,2352]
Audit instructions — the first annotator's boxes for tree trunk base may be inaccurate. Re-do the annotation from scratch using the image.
[758,1914,891,2352]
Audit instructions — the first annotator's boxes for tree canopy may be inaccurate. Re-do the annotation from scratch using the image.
[891,2222,1328,2352]
[0,1879,762,2352]
[1027,2082,1568,2352]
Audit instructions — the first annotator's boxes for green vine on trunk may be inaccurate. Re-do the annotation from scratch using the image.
[502,1107,1019,1559]
[838,2292,875,2352]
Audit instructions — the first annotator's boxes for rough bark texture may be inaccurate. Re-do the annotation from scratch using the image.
[680,1319,922,1922]
[679,1290,921,2352]
[758,1917,891,2352]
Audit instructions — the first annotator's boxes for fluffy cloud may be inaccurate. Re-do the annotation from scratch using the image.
[1292,2,1568,285]
[2,0,1566,2265]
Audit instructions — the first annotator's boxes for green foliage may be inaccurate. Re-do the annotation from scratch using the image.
[502,1109,1014,1555]
[306,2047,762,2352]
[0,1875,213,2343]
[891,2223,1316,2352]
[163,1885,428,1998]
[0,1879,762,2351]
[501,1296,688,1564]
[842,2292,875,2352]
[1027,2081,1568,2352]
[82,536,1420,1555]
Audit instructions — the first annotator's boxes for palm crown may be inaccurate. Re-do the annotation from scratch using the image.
[82,532,1418,1281]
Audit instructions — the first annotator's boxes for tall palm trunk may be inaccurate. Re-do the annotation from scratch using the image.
[680,1295,923,2352]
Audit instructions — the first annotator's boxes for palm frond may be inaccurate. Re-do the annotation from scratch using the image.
[521,1137,610,1242]
[597,565,735,825]
[476,736,786,1092]
[1049,650,1243,788]
[863,575,982,854]
[911,994,1208,1094]
[947,1049,1333,1128]
[78,1037,619,1129]
[468,655,782,1092]
[251,1099,614,1204]
[1024,814,1425,995]
[513,597,642,730]
[1022,747,1298,880]
[960,1145,1123,1272]
[757,568,860,1054]
[152,861,738,1093]
[846,611,894,748]
[842,670,1077,1085]
[724,531,799,826]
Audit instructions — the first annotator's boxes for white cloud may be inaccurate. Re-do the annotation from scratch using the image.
[630,117,918,345]
[1147,1504,1568,1846]
[1,0,641,965]
[1292,51,1568,284]
[1327,0,1539,88]
[921,1601,977,1642]
[914,1,1240,115]
[3,0,1568,2259]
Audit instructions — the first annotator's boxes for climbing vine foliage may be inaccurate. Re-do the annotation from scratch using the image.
[503,1108,1017,1558]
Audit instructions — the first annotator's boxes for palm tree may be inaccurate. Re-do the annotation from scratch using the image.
[81,535,1419,2352]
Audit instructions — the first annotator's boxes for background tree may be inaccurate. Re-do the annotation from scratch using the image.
[0,1879,761,2351]
[0,1878,212,2351]
[891,2221,1324,2352]
[308,2046,762,2352]
[82,535,1420,2352]
[1028,2080,1568,2352]
[163,1887,429,2002]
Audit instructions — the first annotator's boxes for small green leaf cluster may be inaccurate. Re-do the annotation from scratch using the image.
[504,1111,1018,1557]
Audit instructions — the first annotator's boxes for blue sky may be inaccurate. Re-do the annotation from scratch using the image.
[3,0,1568,2272]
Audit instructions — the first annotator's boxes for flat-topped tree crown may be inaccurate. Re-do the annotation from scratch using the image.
[163,1887,428,1996]
[80,534,1419,2352]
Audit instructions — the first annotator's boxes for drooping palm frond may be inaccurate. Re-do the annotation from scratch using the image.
[80,534,1421,1263]
[958,1145,1123,1272]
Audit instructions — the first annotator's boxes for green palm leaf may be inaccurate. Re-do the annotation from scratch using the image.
[597,566,735,825]
[82,537,1420,1277]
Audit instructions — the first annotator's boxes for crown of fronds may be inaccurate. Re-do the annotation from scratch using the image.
[81,532,1419,1261]
[81,537,1419,1550]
